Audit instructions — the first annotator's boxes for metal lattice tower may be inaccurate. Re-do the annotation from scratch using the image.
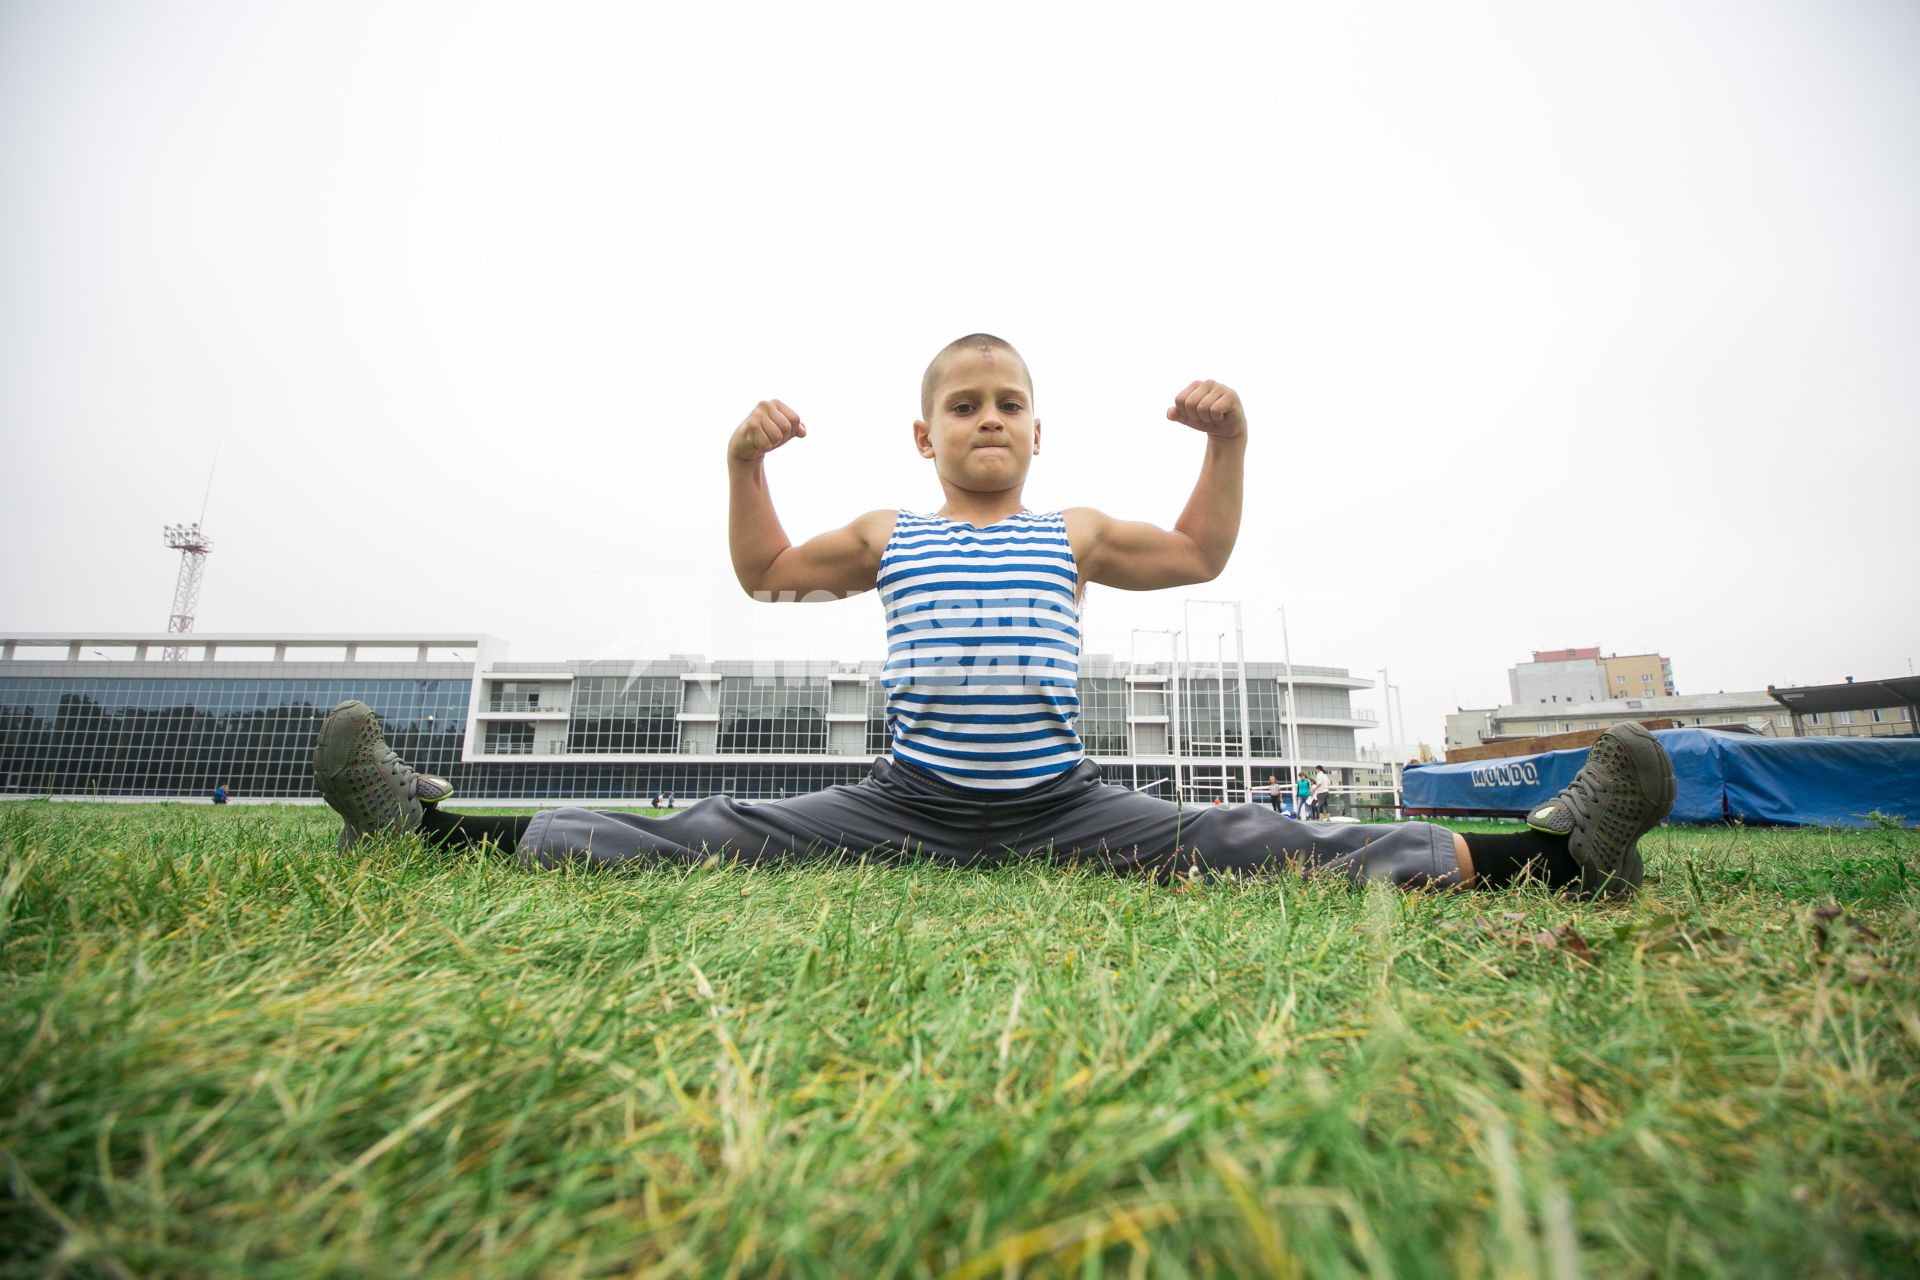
[162,523,214,660]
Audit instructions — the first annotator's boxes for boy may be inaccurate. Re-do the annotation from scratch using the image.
[314,335,1673,897]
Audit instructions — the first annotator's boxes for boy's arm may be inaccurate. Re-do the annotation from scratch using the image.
[728,399,892,600]
[1067,380,1247,591]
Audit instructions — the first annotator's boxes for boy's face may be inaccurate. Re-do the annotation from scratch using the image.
[913,346,1041,497]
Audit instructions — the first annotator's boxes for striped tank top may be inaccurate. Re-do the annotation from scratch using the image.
[877,509,1084,791]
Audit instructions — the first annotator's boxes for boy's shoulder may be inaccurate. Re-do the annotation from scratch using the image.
[851,508,900,551]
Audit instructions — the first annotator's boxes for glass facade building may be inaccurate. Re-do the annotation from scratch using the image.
[0,633,1378,803]
[0,675,467,799]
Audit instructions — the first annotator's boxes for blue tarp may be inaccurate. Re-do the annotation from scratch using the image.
[1403,729,1920,827]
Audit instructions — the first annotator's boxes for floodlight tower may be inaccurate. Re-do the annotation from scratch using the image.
[161,522,213,660]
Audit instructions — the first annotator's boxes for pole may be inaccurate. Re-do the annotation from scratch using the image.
[1379,666,1404,815]
[1280,606,1302,795]
[1216,632,1229,802]
[1171,630,1184,804]
[1186,599,1253,803]
[1232,601,1254,803]
[1393,680,1410,809]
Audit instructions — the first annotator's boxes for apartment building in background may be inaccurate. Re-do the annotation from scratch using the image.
[1509,647,1676,706]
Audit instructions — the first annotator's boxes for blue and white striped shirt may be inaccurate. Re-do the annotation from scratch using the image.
[878,509,1084,791]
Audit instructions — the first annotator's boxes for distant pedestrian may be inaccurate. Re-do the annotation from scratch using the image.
[1295,772,1311,818]
[1310,766,1331,819]
[211,783,228,805]
[1267,774,1283,812]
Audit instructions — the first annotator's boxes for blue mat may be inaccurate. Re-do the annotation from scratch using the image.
[1404,729,1920,827]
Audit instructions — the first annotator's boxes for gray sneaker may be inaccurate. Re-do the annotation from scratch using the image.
[1527,723,1676,898]
[312,700,453,850]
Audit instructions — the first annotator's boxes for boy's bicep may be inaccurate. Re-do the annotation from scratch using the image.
[1065,506,1213,591]
[754,509,893,599]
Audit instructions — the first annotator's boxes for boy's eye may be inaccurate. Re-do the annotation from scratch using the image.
[1000,401,1023,413]
[951,402,973,414]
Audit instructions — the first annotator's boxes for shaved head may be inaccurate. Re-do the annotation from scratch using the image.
[920,333,1033,420]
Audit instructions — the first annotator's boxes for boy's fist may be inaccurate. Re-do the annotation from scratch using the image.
[1166,381,1246,439]
[729,400,807,463]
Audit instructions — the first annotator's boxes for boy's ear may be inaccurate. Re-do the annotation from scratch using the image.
[1033,418,1042,455]
[913,420,935,458]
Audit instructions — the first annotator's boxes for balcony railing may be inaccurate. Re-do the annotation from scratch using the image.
[483,699,570,714]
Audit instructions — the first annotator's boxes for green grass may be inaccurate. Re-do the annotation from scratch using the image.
[2,803,1916,1278]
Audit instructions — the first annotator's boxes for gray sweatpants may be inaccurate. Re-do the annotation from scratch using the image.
[519,757,1463,889]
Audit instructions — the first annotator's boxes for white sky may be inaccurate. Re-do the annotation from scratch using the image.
[2,0,1916,749]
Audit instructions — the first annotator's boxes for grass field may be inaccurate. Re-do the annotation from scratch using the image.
[2,802,1916,1278]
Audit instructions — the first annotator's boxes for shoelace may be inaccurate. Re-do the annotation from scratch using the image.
[373,742,420,794]
[1556,769,1601,830]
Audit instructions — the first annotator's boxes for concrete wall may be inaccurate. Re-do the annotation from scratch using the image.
[1510,657,1607,706]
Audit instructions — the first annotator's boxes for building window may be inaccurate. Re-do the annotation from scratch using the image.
[1810,713,1823,726]
[717,677,828,754]
[0,675,470,798]
[1837,711,1852,725]
[484,722,534,754]
[867,681,892,754]
[1870,708,1883,723]
[1178,679,1245,755]
[1718,716,1733,724]
[568,676,681,754]
[1616,675,1627,685]
[1078,678,1130,756]
[1586,721,1598,729]
[489,681,548,712]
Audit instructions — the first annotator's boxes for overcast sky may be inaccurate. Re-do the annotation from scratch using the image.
[2,0,1915,749]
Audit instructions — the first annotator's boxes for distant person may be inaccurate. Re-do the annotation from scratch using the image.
[211,783,228,805]
[1310,765,1332,819]
[1267,774,1283,812]
[1295,771,1311,818]
[309,333,1673,899]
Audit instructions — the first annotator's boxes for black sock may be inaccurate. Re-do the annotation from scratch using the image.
[1463,829,1583,890]
[418,805,531,851]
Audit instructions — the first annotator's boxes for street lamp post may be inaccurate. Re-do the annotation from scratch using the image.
[1185,598,1254,802]
[1278,606,1303,798]
[1378,666,1404,815]
[1214,633,1230,801]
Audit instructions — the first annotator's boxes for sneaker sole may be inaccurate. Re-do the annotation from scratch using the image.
[1576,723,1677,893]
[313,701,416,841]
[313,701,378,782]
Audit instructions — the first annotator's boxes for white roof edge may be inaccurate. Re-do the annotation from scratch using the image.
[1,631,501,646]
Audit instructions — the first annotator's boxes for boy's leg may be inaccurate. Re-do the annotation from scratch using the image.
[314,701,527,853]
[313,701,455,851]
[980,723,1675,895]
[1512,722,1675,896]
[516,756,1037,869]
[418,806,531,851]
[980,764,1463,887]
[313,702,1002,868]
